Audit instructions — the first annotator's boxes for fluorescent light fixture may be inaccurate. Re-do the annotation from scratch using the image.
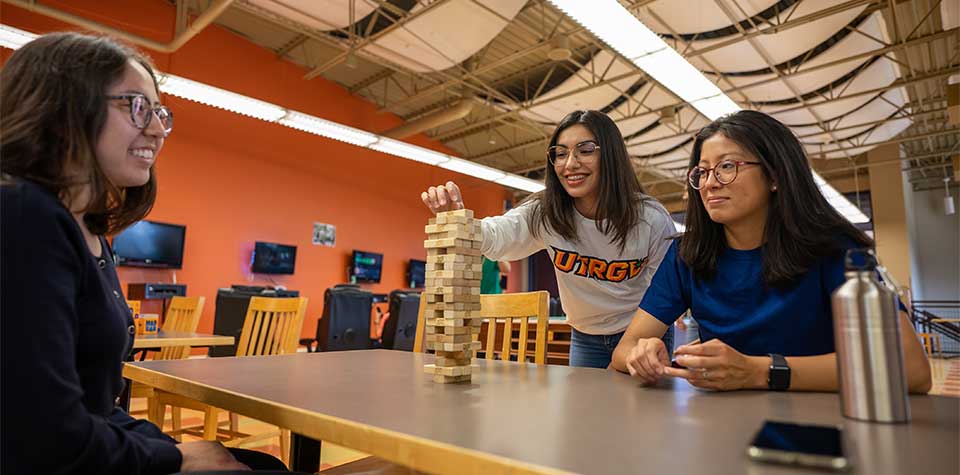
[440,158,507,182]
[812,172,870,223]
[158,74,286,122]
[633,48,723,103]
[495,175,546,193]
[690,95,741,121]
[0,23,545,193]
[548,0,735,120]
[369,137,450,166]
[548,0,666,59]
[0,24,35,50]
[279,111,377,147]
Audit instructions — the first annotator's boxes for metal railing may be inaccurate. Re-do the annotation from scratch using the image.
[911,300,960,357]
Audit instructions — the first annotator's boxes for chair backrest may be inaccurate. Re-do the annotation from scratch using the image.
[413,291,550,365]
[235,296,308,357]
[157,296,206,360]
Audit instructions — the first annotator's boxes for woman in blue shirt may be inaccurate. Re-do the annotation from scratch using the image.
[610,110,931,393]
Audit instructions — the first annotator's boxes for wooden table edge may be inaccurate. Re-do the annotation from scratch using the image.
[131,335,235,349]
[123,363,576,475]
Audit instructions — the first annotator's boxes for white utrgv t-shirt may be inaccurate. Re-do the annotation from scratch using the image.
[480,196,676,335]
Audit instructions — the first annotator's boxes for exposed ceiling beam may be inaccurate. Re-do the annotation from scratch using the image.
[6,0,236,52]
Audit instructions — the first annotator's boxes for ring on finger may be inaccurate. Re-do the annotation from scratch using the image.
[701,369,709,379]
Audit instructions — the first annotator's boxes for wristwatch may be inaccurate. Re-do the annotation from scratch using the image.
[767,353,790,391]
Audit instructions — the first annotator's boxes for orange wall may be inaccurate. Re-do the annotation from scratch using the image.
[2,0,521,339]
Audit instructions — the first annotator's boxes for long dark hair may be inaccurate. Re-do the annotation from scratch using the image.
[527,110,646,251]
[679,110,872,286]
[1,32,160,235]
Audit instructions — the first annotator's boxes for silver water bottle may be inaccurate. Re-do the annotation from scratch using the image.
[832,248,910,423]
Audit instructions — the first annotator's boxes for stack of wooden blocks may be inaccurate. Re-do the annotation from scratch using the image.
[422,209,484,384]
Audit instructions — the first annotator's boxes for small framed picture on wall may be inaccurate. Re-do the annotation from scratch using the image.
[313,222,336,247]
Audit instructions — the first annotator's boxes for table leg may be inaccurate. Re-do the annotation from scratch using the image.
[290,433,322,473]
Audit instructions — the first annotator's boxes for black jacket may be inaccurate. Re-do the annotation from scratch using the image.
[1,179,181,474]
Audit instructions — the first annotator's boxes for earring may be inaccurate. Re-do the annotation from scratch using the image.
[771,185,778,192]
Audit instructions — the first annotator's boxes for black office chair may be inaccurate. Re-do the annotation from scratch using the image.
[300,284,373,352]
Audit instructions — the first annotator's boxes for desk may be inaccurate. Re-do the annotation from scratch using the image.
[124,350,958,475]
[132,331,234,350]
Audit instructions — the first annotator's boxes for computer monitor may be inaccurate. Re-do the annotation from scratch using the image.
[251,241,297,275]
[350,250,383,283]
[407,259,426,288]
[112,220,186,269]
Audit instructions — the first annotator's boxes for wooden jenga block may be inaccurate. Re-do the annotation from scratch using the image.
[424,278,481,288]
[426,261,479,272]
[423,364,472,377]
[425,340,481,352]
[434,214,471,225]
[426,246,482,257]
[433,230,481,241]
[426,317,465,327]
[426,254,483,264]
[423,285,478,296]
[429,301,482,311]
[441,310,482,319]
[426,333,474,344]
[424,238,477,249]
[472,241,481,249]
[425,324,472,334]
[425,269,481,280]
[434,356,472,367]
[424,222,481,234]
[438,350,473,360]
[433,374,471,384]
[439,209,474,219]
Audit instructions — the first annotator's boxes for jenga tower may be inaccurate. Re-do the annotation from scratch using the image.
[422,209,483,383]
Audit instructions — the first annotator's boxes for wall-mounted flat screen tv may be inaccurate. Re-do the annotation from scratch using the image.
[407,259,426,288]
[113,220,186,269]
[251,241,297,275]
[351,250,383,283]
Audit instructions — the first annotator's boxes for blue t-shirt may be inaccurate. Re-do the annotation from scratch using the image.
[640,240,855,357]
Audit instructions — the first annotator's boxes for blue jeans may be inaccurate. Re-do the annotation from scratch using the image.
[569,325,674,368]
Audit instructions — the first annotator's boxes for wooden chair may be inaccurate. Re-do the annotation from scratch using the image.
[414,291,550,364]
[918,332,943,358]
[129,296,205,426]
[151,296,307,464]
[324,291,550,475]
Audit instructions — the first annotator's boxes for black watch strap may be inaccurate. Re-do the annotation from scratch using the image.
[767,353,790,391]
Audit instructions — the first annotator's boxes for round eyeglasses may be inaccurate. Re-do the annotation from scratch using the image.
[547,140,600,167]
[106,94,173,137]
[688,159,761,189]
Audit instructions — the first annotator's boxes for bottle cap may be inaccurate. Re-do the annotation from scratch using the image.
[845,248,878,271]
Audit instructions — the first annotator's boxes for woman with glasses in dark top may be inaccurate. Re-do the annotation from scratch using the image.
[610,110,931,393]
[0,33,292,474]
[421,110,676,368]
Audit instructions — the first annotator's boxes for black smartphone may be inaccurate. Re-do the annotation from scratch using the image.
[747,420,850,471]
[670,358,686,369]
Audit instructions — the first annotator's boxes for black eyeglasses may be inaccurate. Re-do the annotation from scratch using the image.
[547,140,600,167]
[688,159,761,189]
[106,94,173,137]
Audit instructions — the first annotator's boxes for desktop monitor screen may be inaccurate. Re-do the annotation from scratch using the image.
[351,250,383,283]
[112,220,186,269]
[407,259,426,288]
[251,242,297,275]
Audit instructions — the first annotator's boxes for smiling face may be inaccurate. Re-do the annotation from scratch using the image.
[94,60,165,188]
[697,133,772,228]
[553,124,602,208]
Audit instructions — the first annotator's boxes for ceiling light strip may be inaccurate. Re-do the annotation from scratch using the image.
[0,24,545,193]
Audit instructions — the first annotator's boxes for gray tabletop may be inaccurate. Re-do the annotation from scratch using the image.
[126,350,959,475]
